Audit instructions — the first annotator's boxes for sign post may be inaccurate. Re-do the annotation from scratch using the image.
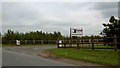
[70,28,83,48]
[70,28,72,47]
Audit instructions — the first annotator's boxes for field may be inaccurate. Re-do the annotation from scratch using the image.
[47,46,119,66]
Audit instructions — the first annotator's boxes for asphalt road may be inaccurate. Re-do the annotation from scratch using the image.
[0,47,2,67]
[2,49,74,66]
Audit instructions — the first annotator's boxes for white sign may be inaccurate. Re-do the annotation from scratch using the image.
[59,40,62,43]
[59,40,63,47]
[71,28,83,36]
[16,40,20,46]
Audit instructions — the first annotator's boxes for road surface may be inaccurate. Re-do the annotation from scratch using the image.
[2,49,74,66]
[2,46,106,67]
[0,47,2,67]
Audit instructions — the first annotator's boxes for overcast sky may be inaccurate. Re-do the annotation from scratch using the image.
[1,1,119,36]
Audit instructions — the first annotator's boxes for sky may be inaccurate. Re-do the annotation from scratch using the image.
[1,0,119,36]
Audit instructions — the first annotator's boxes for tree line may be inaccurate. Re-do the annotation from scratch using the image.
[2,30,64,44]
[2,30,64,40]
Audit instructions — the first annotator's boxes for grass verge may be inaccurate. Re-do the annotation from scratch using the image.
[47,48,119,66]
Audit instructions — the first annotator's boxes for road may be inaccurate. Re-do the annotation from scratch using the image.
[2,49,74,66]
[0,47,2,67]
[2,46,105,67]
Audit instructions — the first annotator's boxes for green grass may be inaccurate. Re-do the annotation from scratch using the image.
[83,45,113,49]
[47,48,119,66]
[94,45,112,48]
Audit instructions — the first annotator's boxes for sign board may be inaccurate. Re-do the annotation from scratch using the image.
[70,28,83,36]
[16,40,20,46]
[58,40,63,47]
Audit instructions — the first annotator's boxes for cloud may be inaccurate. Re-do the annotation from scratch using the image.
[0,2,2,33]
[2,2,118,36]
[92,2,118,18]
[1,0,119,2]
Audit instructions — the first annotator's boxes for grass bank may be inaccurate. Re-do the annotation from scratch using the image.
[47,48,119,66]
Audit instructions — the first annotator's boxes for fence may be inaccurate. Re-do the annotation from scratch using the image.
[57,36,120,51]
[2,40,58,45]
[2,36,120,45]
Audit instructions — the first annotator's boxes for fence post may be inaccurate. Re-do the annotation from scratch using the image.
[81,38,83,48]
[57,40,59,48]
[91,35,94,50]
[89,38,91,47]
[64,39,66,48]
[114,35,117,51]
[77,39,79,49]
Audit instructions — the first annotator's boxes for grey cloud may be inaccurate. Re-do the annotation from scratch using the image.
[94,2,117,10]
[2,2,43,26]
[92,2,118,18]
[52,21,90,27]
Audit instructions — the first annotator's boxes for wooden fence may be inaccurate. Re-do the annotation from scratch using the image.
[57,36,120,51]
[2,36,120,51]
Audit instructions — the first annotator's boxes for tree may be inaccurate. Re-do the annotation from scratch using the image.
[2,29,64,44]
[100,16,120,48]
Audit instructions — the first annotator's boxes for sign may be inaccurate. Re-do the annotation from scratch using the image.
[69,28,83,47]
[71,28,83,36]
[16,40,20,46]
[58,40,63,47]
